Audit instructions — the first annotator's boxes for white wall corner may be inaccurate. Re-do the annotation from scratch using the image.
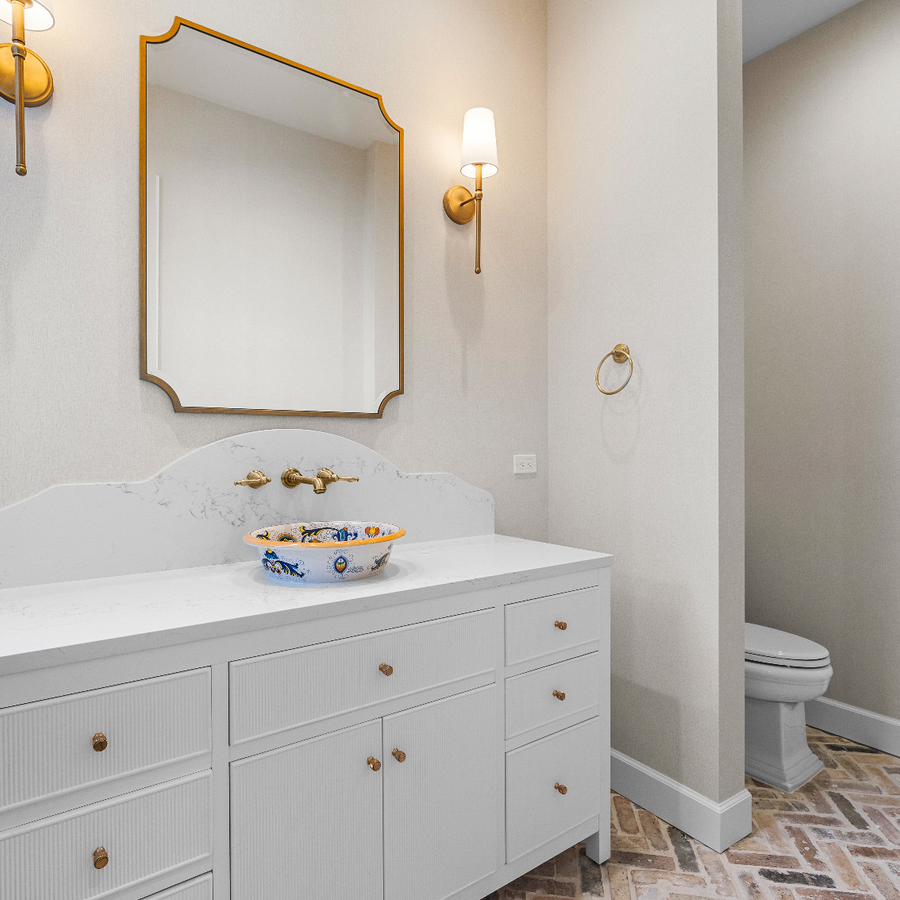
[807,697,900,758]
[610,749,752,853]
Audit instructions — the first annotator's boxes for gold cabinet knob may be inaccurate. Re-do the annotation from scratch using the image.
[234,470,271,489]
[367,756,382,772]
[554,620,568,631]
[554,782,568,795]
[379,663,394,677]
[92,847,109,869]
[91,733,108,752]
[552,690,566,701]
[392,748,407,763]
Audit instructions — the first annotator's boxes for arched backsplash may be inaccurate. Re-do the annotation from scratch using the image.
[0,429,494,590]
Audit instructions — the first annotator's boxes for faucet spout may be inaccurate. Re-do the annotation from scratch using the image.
[281,467,359,493]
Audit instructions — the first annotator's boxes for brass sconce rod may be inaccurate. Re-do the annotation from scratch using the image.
[456,163,484,274]
[10,0,25,175]
[0,0,54,176]
[474,163,483,274]
[443,162,488,275]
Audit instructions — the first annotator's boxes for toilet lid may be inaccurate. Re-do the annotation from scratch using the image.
[745,623,830,668]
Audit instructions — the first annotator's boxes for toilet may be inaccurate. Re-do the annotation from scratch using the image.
[744,623,833,792]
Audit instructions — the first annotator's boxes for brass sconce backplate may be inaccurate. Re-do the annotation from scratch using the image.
[443,185,476,225]
[0,44,53,106]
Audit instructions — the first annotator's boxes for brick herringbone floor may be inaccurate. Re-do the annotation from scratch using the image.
[484,727,900,900]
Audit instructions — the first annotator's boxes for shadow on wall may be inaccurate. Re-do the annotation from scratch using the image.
[443,216,485,393]
[611,673,682,779]
[598,355,643,462]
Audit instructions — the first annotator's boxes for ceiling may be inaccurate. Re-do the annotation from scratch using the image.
[743,0,867,63]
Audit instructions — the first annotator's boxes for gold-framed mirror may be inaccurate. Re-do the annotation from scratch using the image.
[140,19,403,416]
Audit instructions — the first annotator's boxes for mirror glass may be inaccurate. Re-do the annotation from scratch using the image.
[141,20,403,416]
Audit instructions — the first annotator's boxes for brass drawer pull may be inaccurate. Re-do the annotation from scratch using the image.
[91,732,108,752]
[367,756,382,772]
[552,690,566,701]
[379,663,394,677]
[554,620,568,631]
[392,748,407,763]
[554,782,568,795]
[93,847,109,869]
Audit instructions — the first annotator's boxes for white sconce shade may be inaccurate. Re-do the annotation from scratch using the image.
[0,0,54,30]
[460,107,498,178]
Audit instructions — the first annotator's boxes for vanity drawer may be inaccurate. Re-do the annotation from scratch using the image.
[506,652,599,739]
[230,609,495,744]
[0,771,212,900]
[506,717,601,862]
[143,873,213,900]
[505,588,602,666]
[0,669,211,814]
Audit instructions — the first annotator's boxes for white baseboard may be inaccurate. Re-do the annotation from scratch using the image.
[807,697,900,758]
[610,749,752,852]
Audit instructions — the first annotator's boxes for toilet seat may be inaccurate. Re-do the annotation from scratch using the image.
[745,658,834,703]
[745,623,830,668]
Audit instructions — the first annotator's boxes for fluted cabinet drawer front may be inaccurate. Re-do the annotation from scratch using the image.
[0,669,211,813]
[144,873,213,900]
[230,610,494,744]
[505,588,601,666]
[0,771,212,900]
[506,653,599,739]
[506,718,601,862]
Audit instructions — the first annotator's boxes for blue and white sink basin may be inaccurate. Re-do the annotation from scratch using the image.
[244,521,405,585]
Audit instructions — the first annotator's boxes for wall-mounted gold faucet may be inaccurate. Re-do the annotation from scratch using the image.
[281,467,359,494]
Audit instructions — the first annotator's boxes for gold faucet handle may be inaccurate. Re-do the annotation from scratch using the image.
[234,470,271,489]
[317,468,359,485]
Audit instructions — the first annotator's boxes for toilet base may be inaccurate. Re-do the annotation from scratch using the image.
[745,695,824,792]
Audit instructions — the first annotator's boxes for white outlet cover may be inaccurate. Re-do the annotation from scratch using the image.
[513,454,537,474]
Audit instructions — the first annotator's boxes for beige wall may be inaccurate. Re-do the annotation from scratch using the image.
[2,0,751,804]
[0,0,549,542]
[745,0,900,720]
[547,0,745,803]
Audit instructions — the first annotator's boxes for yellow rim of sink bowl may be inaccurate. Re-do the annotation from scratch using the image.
[243,524,405,549]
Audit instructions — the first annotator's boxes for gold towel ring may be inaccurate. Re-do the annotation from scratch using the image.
[595,344,633,395]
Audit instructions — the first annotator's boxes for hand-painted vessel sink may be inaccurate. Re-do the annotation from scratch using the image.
[244,521,405,584]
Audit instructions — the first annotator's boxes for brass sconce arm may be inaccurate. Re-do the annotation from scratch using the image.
[10,0,25,175]
[443,164,485,274]
[281,467,360,494]
[0,0,54,176]
[473,164,483,275]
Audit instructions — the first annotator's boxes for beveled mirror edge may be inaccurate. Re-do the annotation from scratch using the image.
[138,18,404,419]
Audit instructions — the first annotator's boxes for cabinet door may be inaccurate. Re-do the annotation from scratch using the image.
[230,720,383,900]
[383,685,499,900]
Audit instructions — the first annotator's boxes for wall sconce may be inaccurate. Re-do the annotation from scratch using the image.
[443,108,498,274]
[0,0,54,176]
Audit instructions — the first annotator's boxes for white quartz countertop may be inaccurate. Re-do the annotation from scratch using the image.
[0,534,611,676]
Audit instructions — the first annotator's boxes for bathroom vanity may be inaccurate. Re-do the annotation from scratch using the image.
[0,430,612,900]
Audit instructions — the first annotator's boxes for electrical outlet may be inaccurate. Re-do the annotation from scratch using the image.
[513,454,537,474]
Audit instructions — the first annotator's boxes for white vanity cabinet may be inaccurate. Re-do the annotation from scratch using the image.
[381,685,499,900]
[0,534,611,900]
[231,720,385,900]
[0,671,214,900]
[231,685,499,900]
